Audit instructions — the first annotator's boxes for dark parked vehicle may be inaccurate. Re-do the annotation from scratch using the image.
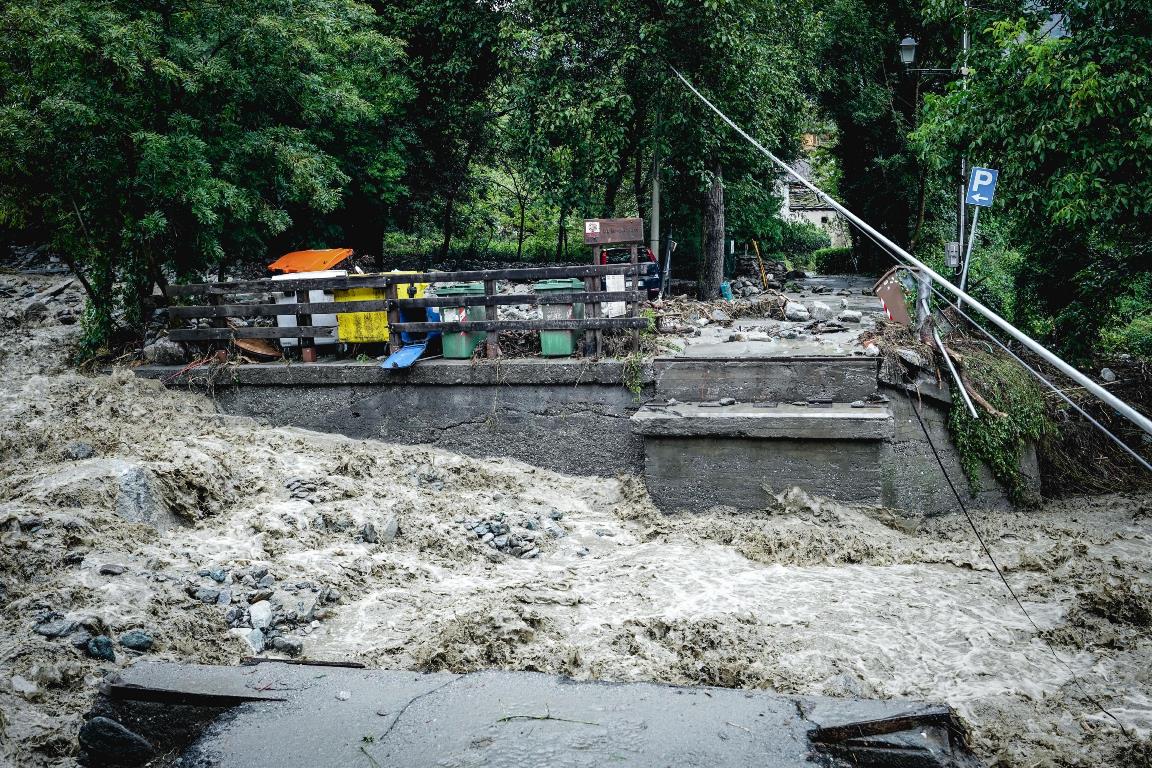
[599,247,661,299]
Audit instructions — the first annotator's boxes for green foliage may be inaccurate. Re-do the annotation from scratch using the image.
[1099,273,1152,359]
[0,0,410,350]
[947,345,1053,505]
[760,220,830,268]
[812,246,853,273]
[811,0,942,267]
[915,0,1152,360]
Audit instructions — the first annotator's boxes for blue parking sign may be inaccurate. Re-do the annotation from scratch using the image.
[966,167,999,207]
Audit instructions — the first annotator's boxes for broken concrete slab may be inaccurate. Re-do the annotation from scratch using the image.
[97,662,982,768]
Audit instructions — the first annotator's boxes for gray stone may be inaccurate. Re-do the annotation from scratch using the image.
[232,627,265,653]
[250,565,269,580]
[79,716,155,765]
[380,515,399,543]
[142,337,187,365]
[710,309,730,323]
[548,510,564,521]
[11,675,38,697]
[98,564,128,576]
[208,568,227,583]
[359,522,378,544]
[1101,367,1117,382]
[896,348,930,369]
[543,521,566,539]
[86,636,116,661]
[63,442,94,460]
[225,606,245,627]
[838,310,863,323]
[481,532,494,543]
[809,301,833,321]
[257,574,276,588]
[35,619,77,638]
[783,302,810,322]
[119,630,154,652]
[193,587,220,604]
[249,600,273,630]
[216,589,232,605]
[718,397,737,406]
[272,636,304,657]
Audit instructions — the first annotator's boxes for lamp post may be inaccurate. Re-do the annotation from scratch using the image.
[899,8,970,286]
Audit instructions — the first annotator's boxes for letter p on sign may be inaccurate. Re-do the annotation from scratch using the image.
[966,167,999,207]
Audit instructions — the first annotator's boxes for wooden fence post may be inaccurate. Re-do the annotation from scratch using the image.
[484,278,500,358]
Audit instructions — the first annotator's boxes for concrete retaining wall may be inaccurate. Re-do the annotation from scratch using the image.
[145,360,652,478]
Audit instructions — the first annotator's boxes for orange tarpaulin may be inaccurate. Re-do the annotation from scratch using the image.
[267,248,353,274]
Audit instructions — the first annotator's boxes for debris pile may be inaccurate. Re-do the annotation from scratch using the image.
[1,268,1149,768]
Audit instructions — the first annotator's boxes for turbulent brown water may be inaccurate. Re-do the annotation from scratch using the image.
[1,271,1149,767]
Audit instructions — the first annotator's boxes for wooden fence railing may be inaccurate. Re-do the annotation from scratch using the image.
[165,264,648,357]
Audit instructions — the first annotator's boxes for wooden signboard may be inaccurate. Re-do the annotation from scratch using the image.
[583,217,644,246]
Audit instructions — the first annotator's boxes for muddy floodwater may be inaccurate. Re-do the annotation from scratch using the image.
[1,271,1150,767]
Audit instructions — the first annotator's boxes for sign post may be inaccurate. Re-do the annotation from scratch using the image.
[960,167,998,291]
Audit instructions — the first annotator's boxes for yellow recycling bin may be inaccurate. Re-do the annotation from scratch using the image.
[335,271,428,343]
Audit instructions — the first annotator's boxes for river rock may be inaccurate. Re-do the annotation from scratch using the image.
[838,310,863,323]
[230,627,265,653]
[271,636,303,657]
[86,636,115,661]
[359,522,378,544]
[63,442,94,460]
[79,717,155,765]
[380,515,399,543]
[35,619,77,638]
[142,338,186,365]
[784,302,810,322]
[809,301,832,321]
[249,600,273,630]
[119,630,154,652]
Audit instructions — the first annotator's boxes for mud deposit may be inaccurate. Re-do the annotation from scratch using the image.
[1,272,1150,767]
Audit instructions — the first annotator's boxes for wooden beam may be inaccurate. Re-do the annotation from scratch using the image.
[392,318,648,333]
[166,264,642,297]
[167,293,643,319]
[168,299,392,319]
[169,326,336,341]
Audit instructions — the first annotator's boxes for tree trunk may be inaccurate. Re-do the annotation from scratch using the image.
[555,207,567,262]
[699,161,725,299]
[516,194,526,261]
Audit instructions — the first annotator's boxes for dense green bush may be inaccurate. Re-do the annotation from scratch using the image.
[761,220,831,269]
[812,246,853,273]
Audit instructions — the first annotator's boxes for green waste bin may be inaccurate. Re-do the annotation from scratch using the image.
[437,282,487,359]
[533,278,586,357]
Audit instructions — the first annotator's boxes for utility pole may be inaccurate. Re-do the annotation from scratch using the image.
[649,156,660,261]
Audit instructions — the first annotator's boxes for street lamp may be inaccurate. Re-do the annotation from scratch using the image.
[897,29,969,284]
[899,36,918,66]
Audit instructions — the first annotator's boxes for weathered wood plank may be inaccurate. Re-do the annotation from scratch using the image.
[169,326,335,341]
[167,292,643,319]
[392,318,648,333]
[166,264,641,297]
[168,299,392,319]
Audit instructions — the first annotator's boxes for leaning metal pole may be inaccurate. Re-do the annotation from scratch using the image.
[670,67,1152,437]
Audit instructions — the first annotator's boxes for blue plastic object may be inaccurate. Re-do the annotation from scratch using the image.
[380,341,429,369]
[720,281,734,302]
[380,308,441,370]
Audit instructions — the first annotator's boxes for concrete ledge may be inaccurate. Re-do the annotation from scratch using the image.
[135,357,652,387]
[653,356,879,403]
[632,403,894,440]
